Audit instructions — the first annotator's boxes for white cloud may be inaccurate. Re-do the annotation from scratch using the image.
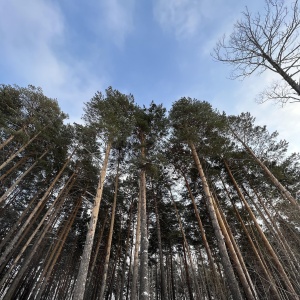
[0,0,106,122]
[91,0,135,47]
[0,0,67,85]
[153,0,204,38]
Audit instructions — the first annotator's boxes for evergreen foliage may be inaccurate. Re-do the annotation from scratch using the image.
[0,84,299,300]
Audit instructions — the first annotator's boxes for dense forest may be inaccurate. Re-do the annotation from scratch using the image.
[0,84,299,300]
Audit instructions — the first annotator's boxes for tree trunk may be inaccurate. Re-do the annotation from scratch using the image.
[0,150,48,204]
[182,174,220,290]
[118,201,133,300]
[0,148,75,268]
[0,155,28,182]
[243,185,300,279]
[0,126,25,151]
[35,196,82,300]
[73,141,111,300]
[87,208,109,290]
[189,141,243,300]
[211,193,257,300]
[263,52,300,96]
[221,177,282,300]
[0,172,76,295]
[99,159,120,300]
[229,128,299,209]
[0,188,42,253]
[0,130,42,171]
[169,249,176,300]
[224,160,298,300]
[139,134,149,300]
[170,189,202,300]
[131,192,141,300]
[182,242,194,300]
[153,187,168,300]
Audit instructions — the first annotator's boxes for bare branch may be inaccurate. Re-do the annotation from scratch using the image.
[212,0,300,105]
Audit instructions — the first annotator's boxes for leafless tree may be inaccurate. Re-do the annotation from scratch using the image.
[213,0,300,105]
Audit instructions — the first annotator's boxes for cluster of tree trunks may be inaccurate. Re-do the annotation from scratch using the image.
[0,85,299,300]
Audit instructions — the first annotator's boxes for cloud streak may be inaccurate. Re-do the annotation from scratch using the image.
[89,0,135,47]
[153,0,204,38]
[0,0,106,122]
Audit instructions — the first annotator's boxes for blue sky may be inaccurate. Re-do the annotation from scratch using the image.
[0,0,299,153]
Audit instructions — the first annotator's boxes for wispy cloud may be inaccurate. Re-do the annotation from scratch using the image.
[153,0,203,38]
[0,0,65,85]
[153,0,230,39]
[0,0,106,122]
[91,0,135,47]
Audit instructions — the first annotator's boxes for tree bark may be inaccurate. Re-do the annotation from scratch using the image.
[35,196,82,300]
[0,155,28,182]
[211,193,257,300]
[138,131,149,300]
[118,201,133,300]
[230,127,299,209]
[0,126,25,151]
[0,130,42,171]
[0,172,76,296]
[0,148,75,268]
[73,142,111,300]
[0,150,48,204]
[189,141,243,300]
[224,160,298,300]
[153,187,168,300]
[99,160,120,300]
[170,189,202,300]
[220,176,282,300]
[182,174,220,288]
[131,192,141,300]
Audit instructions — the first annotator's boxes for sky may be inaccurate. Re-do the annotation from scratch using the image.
[0,0,299,153]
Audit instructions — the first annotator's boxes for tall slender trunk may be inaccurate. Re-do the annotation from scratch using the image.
[221,177,282,300]
[189,142,243,300]
[0,189,42,253]
[87,208,109,289]
[182,241,194,300]
[170,189,201,300]
[0,150,48,204]
[118,201,134,300]
[73,141,111,300]
[182,174,220,289]
[169,248,176,300]
[99,159,120,300]
[178,254,191,299]
[0,156,28,182]
[131,192,141,300]
[139,134,149,300]
[251,186,300,273]
[3,196,67,299]
[153,187,168,300]
[0,126,25,151]
[229,128,299,209]
[0,148,75,268]
[105,224,123,300]
[211,193,257,300]
[224,160,298,300]
[243,185,300,282]
[0,130,42,171]
[0,172,77,295]
[35,196,82,300]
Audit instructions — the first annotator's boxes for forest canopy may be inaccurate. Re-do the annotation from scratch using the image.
[0,84,300,300]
